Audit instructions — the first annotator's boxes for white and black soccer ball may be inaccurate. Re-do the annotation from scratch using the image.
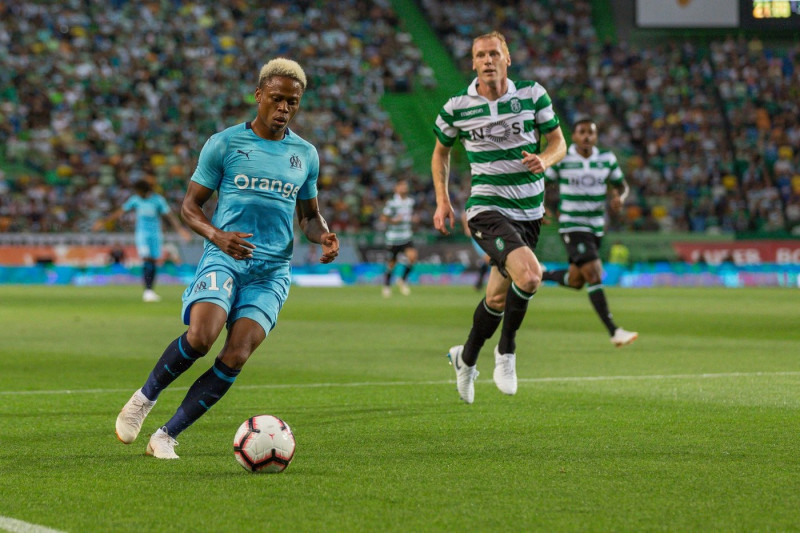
[233,415,296,473]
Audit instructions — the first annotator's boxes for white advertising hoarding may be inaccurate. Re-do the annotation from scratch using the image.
[636,0,740,27]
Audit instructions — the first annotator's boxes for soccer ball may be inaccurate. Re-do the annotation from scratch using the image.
[233,415,296,473]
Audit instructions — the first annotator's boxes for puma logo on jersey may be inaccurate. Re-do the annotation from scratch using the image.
[237,149,253,160]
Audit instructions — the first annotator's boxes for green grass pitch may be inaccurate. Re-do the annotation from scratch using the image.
[0,284,798,532]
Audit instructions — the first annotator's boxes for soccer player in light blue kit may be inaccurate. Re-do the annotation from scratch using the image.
[93,178,190,302]
[115,58,340,459]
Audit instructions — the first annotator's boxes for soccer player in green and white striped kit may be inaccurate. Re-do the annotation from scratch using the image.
[432,31,567,404]
[381,179,418,297]
[543,118,638,347]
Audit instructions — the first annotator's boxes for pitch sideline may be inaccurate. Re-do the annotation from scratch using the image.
[0,516,66,533]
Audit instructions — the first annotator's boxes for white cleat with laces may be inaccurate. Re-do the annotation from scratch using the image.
[447,345,479,404]
[115,389,156,444]
[493,346,517,395]
[146,427,179,459]
[610,328,638,347]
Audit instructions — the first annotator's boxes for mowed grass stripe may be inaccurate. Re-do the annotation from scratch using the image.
[1,370,799,396]
[0,285,798,532]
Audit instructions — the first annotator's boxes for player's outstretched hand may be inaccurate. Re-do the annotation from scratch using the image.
[215,231,256,260]
[319,232,339,264]
[433,204,455,236]
[521,150,546,174]
[609,191,623,213]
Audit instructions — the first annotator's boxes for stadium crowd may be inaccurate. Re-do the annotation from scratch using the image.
[1,0,798,236]
[0,0,431,234]
[421,0,800,235]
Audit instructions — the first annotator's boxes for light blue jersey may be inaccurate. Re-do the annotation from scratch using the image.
[123,194,169,236]
[122,193,169,259]
[183,122,319,336]
[191,122,319,263]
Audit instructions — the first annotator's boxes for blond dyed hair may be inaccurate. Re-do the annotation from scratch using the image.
[258,58,307,90]
[472,31,510,58]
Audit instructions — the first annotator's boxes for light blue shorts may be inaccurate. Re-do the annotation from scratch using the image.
[135,231,162,260]
[181,248,290,336]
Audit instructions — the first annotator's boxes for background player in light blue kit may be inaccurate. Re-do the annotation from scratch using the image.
[114,58,339,459]
[93,178,191,302]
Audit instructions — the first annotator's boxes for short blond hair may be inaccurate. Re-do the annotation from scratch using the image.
[258,58,307,90]
[472,31,510,58]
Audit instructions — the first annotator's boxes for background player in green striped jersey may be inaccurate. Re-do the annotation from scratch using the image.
[543,118,638,347]
[432,31,566,404]
[381,179,418,297]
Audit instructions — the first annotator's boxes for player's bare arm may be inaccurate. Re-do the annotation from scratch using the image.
[92,208,124,231]
[609,180,630,213]
[164,212,193,243]
[181,181,255,260]
[521,127,567,174]
[431,139,455,235]
[296,197,339,263]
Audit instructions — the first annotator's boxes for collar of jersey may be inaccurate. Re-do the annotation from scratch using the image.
[245,121,293,140]
[468,77,517,98]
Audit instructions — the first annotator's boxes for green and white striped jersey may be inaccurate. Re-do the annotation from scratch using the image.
[382,194,415,245]
[544,144,624,236]
[433,78,560,222]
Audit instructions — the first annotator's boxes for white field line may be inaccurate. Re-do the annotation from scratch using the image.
[1,371,798,397]
[0,516,66,533]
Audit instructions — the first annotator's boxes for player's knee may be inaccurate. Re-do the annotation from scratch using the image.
[186,327,219,355]
[584,274,601,285]
[569,278,585,289]
[515,270,541,294]
[583,268,603,285]
[219,346,254,370]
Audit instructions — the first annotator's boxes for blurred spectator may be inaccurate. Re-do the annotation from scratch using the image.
[0,0,435,234]
[421,0,798,235]
[2,1,797,237]
[608,241,630,266]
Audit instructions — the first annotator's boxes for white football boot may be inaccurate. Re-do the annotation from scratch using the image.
[146,427,179,459]
[382,286,392,298]
[610,328,638,347]
[447,345,479,404]
[115,389,156,444]
[493,346,517,395]
[397,279,411,296]
[142,289,162,302]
